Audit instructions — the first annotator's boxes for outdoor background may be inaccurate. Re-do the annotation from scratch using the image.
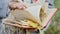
[44,0,60,34]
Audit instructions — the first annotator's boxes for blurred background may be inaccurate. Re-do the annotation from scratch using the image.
[44,0,60,34]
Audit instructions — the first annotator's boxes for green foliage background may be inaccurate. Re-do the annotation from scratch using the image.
[44,0,60,34]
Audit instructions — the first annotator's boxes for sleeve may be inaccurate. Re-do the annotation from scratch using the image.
[0,0,10,18]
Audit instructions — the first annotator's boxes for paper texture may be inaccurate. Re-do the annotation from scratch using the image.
[26,5,42,24]
[42,8,57,27]
[9,5,42,25]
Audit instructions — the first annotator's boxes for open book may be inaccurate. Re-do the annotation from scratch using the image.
[3,8,57,29]
[2,4,57,29]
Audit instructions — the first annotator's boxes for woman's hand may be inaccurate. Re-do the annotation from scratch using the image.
[16,3,27,10]
[9,2,27,10]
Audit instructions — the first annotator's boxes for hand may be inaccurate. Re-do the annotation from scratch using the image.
[9,2,27,10]
[16,3,27,10]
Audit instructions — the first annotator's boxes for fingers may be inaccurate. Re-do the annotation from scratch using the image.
[9,2,27,10]
[16,3,27,10]
[9,2,17,9]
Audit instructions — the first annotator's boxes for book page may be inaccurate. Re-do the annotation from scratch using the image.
[41,8,57,27]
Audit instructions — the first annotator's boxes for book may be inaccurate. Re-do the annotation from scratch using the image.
[2,3,57,29]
